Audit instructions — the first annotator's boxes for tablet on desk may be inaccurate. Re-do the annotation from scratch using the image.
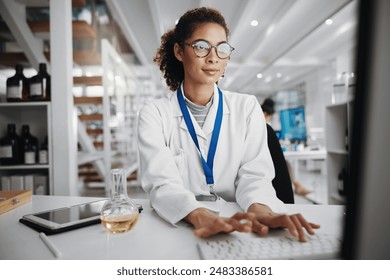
[19,199,107,235]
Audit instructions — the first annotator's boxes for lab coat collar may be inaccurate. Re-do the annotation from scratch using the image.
[170,83,230,140]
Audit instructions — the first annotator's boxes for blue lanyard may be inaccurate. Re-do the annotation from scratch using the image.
[177,86,223,186]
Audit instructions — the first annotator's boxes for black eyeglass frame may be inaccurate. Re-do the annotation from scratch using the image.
[181,39,235,59]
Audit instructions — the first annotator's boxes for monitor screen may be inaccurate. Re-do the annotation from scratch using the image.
[279,106,307,141]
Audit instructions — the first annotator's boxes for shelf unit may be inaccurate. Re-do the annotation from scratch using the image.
[75,96,105,185]
[0,1,152,195]
[0,0,94,195]
[100,39,140,193]
[0,102,53,194]
[73,40,142,191]
[325,99,353,204]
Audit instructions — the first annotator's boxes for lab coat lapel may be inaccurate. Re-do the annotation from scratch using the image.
[170,88,207,140]
[202,84,230,137]
[201,86,219,137]
[180,112,206,140]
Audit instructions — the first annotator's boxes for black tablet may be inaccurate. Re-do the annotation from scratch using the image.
[19,199,107,235]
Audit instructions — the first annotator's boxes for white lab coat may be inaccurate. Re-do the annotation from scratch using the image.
[137,83,286,225]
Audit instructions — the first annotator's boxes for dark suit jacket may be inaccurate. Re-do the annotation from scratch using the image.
[266,124,294,204]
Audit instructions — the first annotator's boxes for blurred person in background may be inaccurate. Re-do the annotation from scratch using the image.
[261,98,312,196]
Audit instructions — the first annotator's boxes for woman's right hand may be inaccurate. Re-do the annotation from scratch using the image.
[185,208,254,238]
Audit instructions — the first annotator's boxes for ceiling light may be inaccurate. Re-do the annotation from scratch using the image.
[251,20,259,27]
[276,73,282,78]
[256,73,263,79]
[325,19,333,25]
[265,76,272,83]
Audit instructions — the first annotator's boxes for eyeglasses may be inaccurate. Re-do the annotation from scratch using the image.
[182,40,235,59]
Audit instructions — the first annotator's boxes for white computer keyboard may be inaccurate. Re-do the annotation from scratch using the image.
[198,232,341,260]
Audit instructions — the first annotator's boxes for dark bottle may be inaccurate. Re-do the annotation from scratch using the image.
[6,64,29,102]
[20,125,39,165]
[24,142,36,165]
[0,124,22,165]
[29,63,51,101]
[39,136,49,164]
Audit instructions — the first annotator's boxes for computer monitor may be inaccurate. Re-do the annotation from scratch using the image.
[279,106,307,142]
[341,0,390,259]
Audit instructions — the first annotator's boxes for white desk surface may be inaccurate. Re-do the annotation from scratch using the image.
[0,195,344,260]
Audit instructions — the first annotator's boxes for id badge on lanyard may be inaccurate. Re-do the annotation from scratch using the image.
[177,86,223,201]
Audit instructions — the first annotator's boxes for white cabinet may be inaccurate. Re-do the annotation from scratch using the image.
[325,99,353,204]
[0,102,53,194]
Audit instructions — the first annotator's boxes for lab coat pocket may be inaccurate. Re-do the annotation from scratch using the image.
[173,149,190,189]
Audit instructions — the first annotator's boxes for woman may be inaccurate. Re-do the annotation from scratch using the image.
[138,7,319,241]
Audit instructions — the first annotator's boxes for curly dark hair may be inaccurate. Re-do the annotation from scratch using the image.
[153,7,230,91]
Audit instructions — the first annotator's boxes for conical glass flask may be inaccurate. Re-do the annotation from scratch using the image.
[100,168,139,233]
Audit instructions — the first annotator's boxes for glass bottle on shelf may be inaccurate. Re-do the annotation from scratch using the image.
[0,124,22,165]
[6,64,29,102]
[100,168,139,234]
[29,63,51,101]
[20,125,39,165]
[39,136,49,164]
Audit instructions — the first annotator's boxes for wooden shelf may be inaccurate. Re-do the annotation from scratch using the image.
[78,170,99,176]
[29,20,96,40]
[78,163,94,169]
[81,173,137,183]
[72,0,87,7]
[72,50,101,65]
[93,141,104,148]
[86,128,103,136]
[74,96,103,105]
[45,50,101,66]
[78,113,103,121]
[0,52,28,67]
[73,76,102,86]
[0,50,101,67]
[71,21,97,40]
[16,0,86,7]
[128,171,137,181]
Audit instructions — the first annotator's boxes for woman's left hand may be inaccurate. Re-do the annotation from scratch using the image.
[247,203,321,242]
